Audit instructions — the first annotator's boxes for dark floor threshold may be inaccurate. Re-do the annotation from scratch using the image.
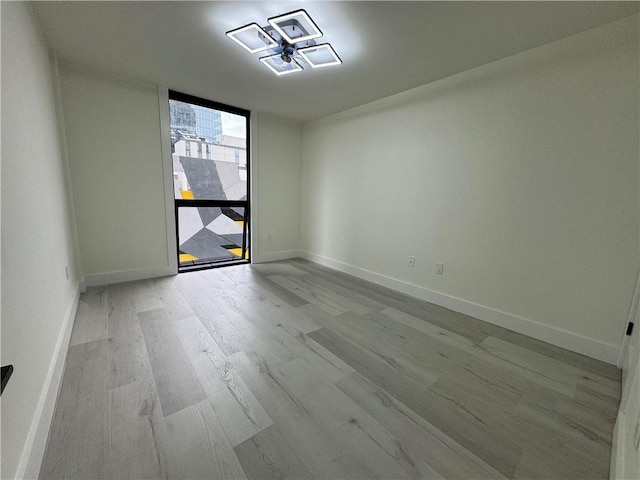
[179,258,250,274]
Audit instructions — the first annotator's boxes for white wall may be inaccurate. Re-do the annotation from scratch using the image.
[1,3,80,478]
[253,113,302,262]
[58,65,301,281]
[301,15,639,362]
[59,64,172,285]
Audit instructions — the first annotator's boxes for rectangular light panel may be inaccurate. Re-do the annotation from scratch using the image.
[259,54,303,76]
[268,10,323,44]
[226,23,277,54]
[298,44,342,68]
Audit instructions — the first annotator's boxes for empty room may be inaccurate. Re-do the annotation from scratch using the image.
[2,1,640,479]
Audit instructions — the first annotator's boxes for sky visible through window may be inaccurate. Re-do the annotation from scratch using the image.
[220,111,246,138]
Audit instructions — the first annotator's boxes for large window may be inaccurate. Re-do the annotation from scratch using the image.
[169,91,250,271]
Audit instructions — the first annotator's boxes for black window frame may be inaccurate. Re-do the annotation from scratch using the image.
[169,90,251,272]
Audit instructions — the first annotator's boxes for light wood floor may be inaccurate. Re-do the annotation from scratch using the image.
[40,259,621,479]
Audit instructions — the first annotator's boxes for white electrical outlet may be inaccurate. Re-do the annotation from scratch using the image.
[435,262,444,274]
[408,256,416,268]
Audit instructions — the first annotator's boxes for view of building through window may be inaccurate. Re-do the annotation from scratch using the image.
[170,96,249,269]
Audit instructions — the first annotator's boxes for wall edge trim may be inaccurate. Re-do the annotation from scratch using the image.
[16,283,81,479]
[82,265,176,287]
[253,249,301,264]
[610,414,624,479]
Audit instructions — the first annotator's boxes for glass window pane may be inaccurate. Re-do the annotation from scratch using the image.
[177,206,248,266]
[170,100,247,201]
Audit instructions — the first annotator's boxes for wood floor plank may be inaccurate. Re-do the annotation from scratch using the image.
[42,260,621,480]
[69,287,108,346]
[175,270,254,355]
[275,358,415,479]
[337,372,507,480]
[490,327,621,381]
[288,259,493,343]
[233,424,313,480]
[291,274,372,315]
[340,309,599,475]
[129,279,164,313]
[107,283,148,389]
[573,382,620,417]
[322,310,445,386]
[170,314,273,446]
[40,340,110,479]
[200,302,253,356]
[191,278,306,370]
[269,274,349,316]
[554,396,616,442]
[291,259,571,353]
[225,286,356,382]
[381,307,577,397]
[229,349,347,476]
[282,327,357,381]
[510,401,611,479]
[512,398,612,461]
[153,276,196,321]
[481,336,618,396]
[108,380,174,479]
[215,263,308,307]
[247,261,308,278]
[230,281,321,334]
[309,327,523,478]
[138,308,207,417]
[220,261,308,285]
[322,454,379,479]
[300,272,389,312]
[163,400,247,479]
[308,325,442,395]
[192,267,315,333]
[297,302,343,332]
[514,449,606,480]
[205,280,353,382]
[247,272,310,308]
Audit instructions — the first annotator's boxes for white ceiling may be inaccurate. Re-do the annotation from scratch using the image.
[31,1,638,122]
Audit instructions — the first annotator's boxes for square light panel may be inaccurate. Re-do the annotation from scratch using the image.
[268,10,322,44]
[260,54,303,76]
[226,23,277,53]
[298,44,342,68]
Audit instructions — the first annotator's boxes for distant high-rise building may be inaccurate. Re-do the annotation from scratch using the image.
[170,101,196,131]
[169,100,223,144]
[194,106,223,143]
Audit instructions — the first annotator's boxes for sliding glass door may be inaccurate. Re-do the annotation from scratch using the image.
[169,91,250,272]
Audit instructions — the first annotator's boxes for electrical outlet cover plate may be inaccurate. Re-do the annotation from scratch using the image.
[435,263,444,274]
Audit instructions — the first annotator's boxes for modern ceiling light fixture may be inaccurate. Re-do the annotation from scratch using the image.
[226,23,278,54]
[226,9,342,76]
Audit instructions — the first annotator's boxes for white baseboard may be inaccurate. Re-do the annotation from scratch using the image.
[81,265,176,288]
[610,409,640,480]
[15,283,81,480]
[253,249,301,264]
[611,414,623,480]
[300,250,620,365]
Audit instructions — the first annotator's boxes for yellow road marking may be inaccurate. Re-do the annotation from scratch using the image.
[228,248,248,259]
